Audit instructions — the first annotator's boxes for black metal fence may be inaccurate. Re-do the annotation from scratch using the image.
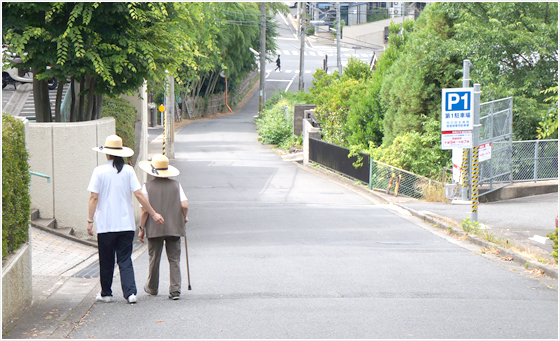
[309,138,370,183]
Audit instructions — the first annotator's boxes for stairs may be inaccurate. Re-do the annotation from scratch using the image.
[30,209,97,247]
[30,209,74,236]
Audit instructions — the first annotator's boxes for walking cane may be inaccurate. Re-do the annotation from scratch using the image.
[184,234,192,290]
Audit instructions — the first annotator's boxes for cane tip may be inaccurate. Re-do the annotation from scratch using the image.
[188,285,192,290]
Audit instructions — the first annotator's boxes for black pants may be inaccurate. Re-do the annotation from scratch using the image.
[97,231,137,299]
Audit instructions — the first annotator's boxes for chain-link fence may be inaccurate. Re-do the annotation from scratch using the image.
[511,140,558,182]
[369,159,442,200]
[479,139,558,194]
[479,97,513,143]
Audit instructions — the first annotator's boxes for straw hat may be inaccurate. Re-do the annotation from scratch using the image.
[139,154,180,178]
[92,135,134,158]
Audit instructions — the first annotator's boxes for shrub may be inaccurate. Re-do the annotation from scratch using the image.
[257,90,313,147]
[2,114,31,258]
[255,104,292,145]
[548,227,558,263]
[368,119,451,178]
[101,96,137,154]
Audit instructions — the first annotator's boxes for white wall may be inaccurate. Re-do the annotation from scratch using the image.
[27,83,150,238]
[342,17,406,50]
[28,118,115,238]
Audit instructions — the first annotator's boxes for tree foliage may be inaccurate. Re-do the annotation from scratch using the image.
[442,2,558,140]
[301,2,557,178]
[3,2,281,122]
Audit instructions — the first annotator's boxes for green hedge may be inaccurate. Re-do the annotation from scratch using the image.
[2,114,31,258]
[100,96,137,154]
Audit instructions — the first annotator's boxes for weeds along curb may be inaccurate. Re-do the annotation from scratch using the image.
[394,203,558,280]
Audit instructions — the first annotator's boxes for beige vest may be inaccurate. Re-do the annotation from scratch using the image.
[145,178,185,238]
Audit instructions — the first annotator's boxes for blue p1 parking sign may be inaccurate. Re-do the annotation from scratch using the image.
[441,88,474,131]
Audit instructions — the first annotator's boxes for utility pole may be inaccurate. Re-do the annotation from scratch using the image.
[402,2,405,33]
[259,2,266,113]
[165,73,175,158]
[336,2,342,74]
[297,2,301,33]
[298,2,306,91]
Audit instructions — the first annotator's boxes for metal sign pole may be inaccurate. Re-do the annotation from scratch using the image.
[461,60,472,201]
[471,84,481,222]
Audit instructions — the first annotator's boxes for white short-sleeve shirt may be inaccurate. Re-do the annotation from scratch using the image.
[87,160,141,234]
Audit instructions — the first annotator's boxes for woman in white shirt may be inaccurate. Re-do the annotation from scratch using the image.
[87,135,164,304]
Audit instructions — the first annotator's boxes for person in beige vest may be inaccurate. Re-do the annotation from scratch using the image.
[138,154,188,300]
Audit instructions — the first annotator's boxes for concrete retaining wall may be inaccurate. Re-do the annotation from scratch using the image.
[2,242,32,328]
[293,104,316,136]
[479,180,558,202]
[302,119,321,166]
[28,117,115,238]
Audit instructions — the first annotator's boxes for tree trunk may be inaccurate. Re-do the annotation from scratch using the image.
[54,77,64,122]
[204,72,215,97]
[84,76,96,121]
[32,71,44,122]
[43,81,52,122]
[32,70,52,122]
[209,71,220,95]
[93,94,103,120]
[69,78,76,122]
[78,76,85,121]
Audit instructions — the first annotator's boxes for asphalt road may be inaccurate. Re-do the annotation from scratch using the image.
[68,91,558,339]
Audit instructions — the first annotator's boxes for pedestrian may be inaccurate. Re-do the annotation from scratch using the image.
[138,154,189,300]
[275,54,281,71]
[87,135,165,304]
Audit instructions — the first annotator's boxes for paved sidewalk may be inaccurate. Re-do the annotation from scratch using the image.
[2,228,146,338]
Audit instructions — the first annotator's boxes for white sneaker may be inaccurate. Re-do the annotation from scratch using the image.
[127,294,137,304]
[96,292,112,303]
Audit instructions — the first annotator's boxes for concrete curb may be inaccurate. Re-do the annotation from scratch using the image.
[394,203,558,280]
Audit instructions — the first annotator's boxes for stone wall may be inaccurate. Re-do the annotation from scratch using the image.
[2,243,32,328]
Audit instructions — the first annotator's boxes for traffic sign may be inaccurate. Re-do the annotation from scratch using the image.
[441,88,474,131]
[479,142,492,161]
[441,130,472,150]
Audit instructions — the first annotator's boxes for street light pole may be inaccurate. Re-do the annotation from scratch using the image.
[298,2,306,91]
[336,2,342,74]
[259,2,266,113]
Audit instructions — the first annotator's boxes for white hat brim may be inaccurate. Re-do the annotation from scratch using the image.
[139,160,180,177]
[92,146,134,158]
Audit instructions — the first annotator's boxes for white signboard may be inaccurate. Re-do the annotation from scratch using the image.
[441,88,474,131]
[479,142,492,162]
[452,148,462,183]
[442,130,472,150]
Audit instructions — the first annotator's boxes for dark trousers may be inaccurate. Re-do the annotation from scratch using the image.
[97,231,137,299]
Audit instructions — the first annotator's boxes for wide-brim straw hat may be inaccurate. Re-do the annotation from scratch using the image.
[139,154,180,178]
[92,135,134,158]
